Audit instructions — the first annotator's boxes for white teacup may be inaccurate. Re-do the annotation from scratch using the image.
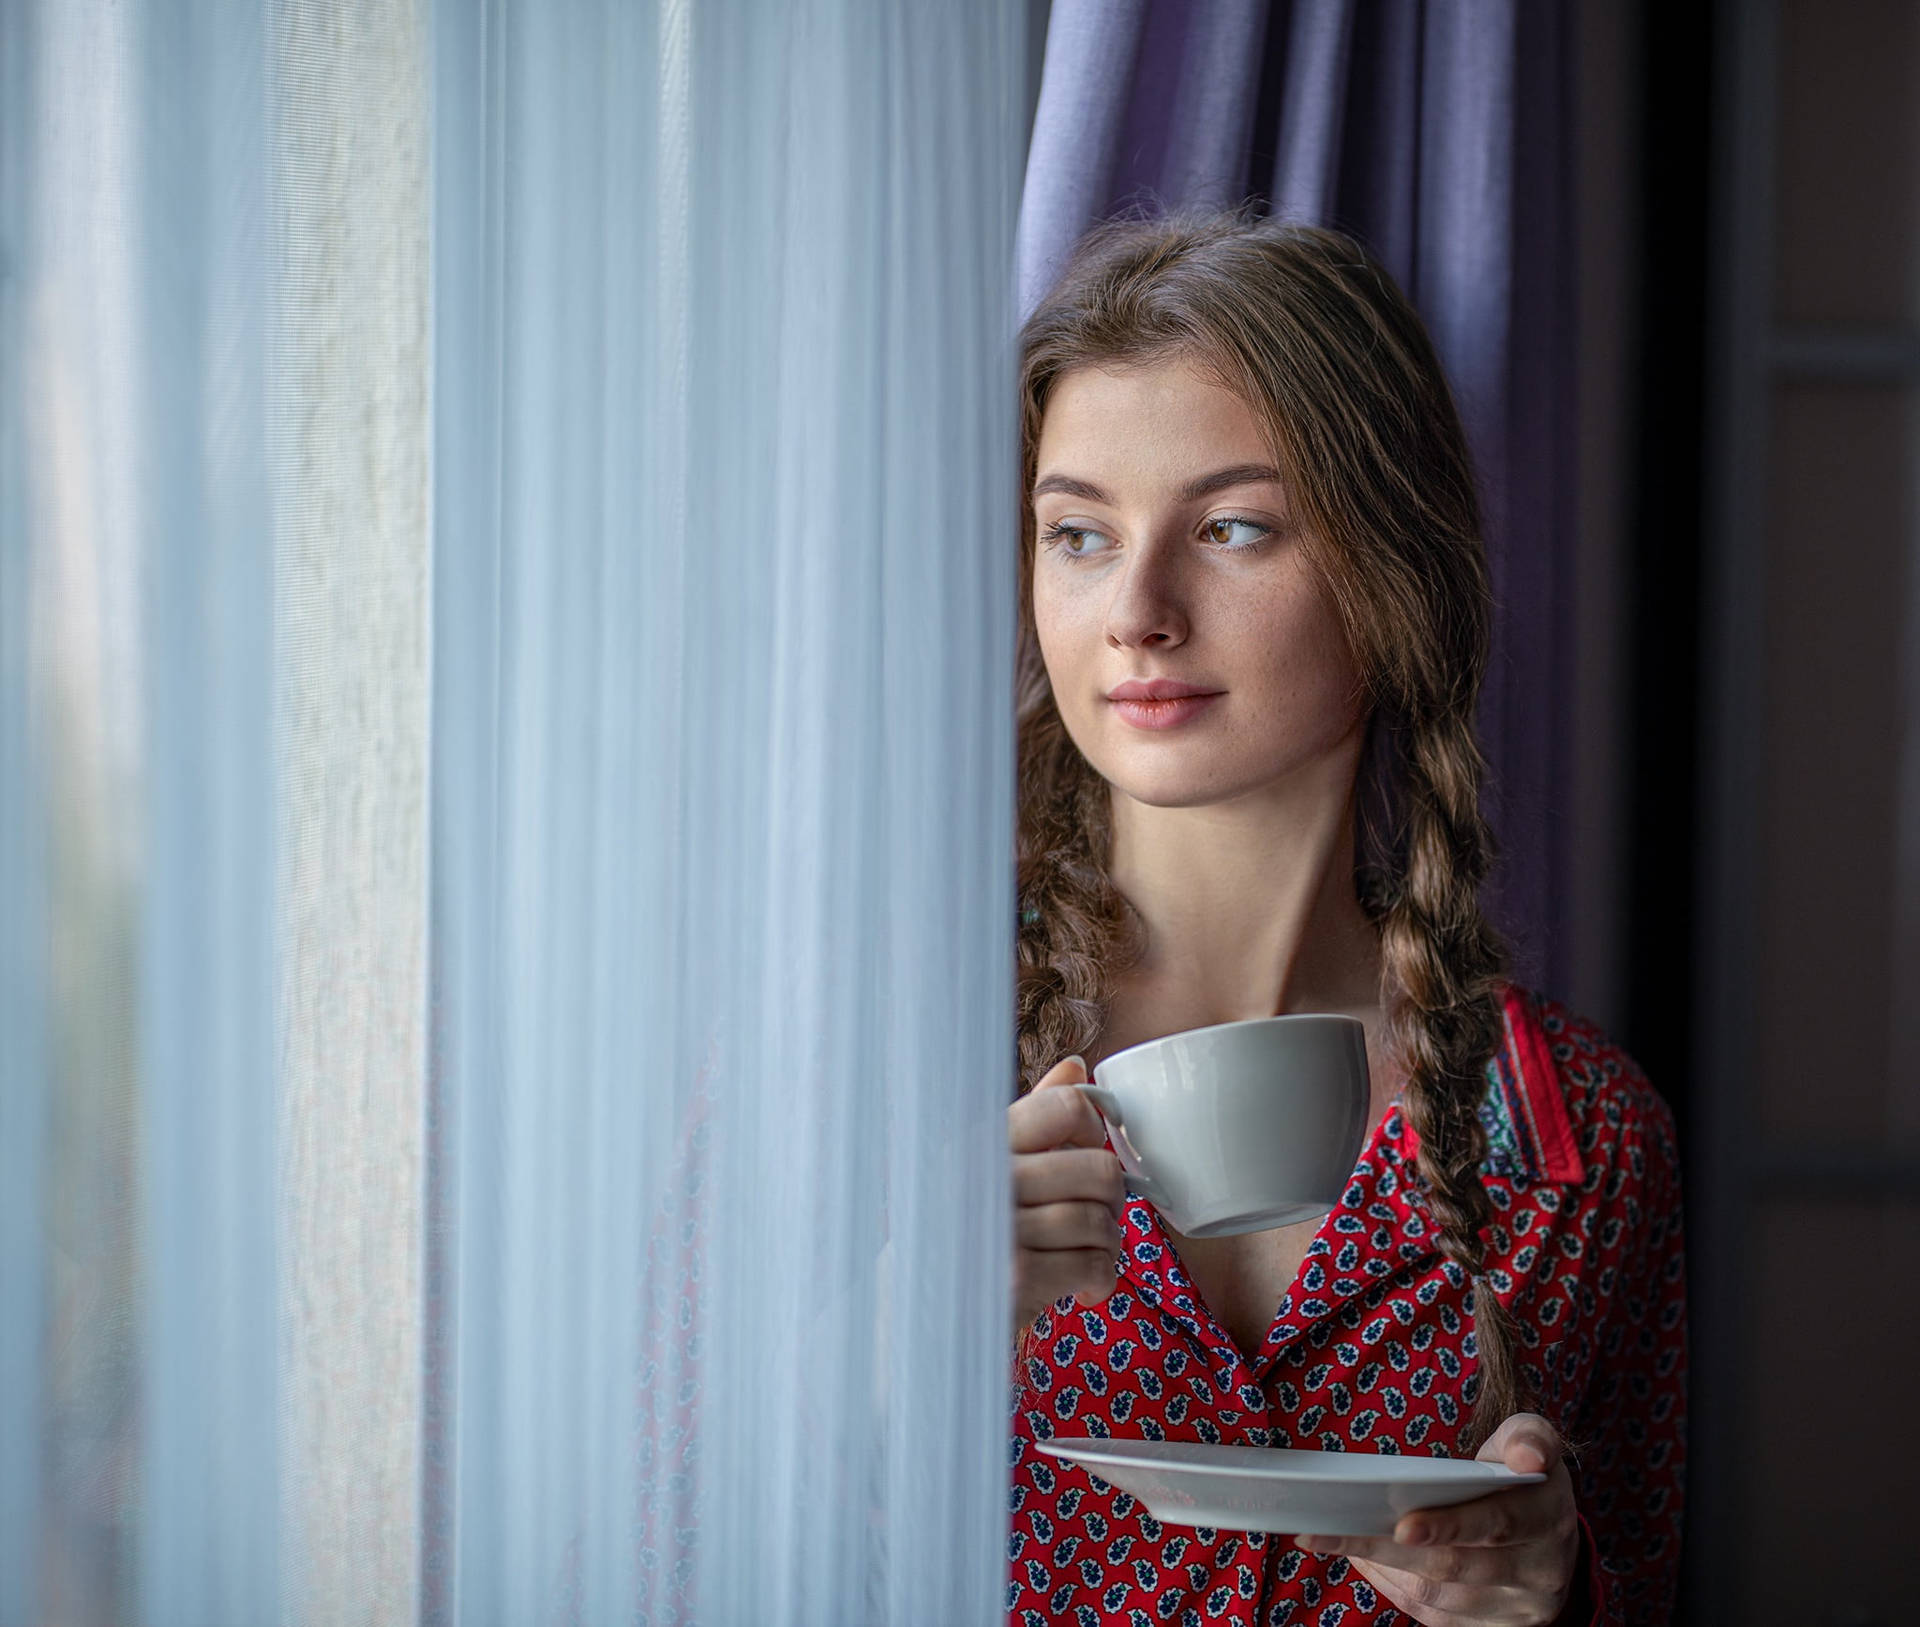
[1076,1015,1371,1238]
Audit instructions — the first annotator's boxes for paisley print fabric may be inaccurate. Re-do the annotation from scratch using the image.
[1007,987,1687,1626]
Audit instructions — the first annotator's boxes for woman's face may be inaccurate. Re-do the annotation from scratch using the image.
[1030,355,1367,809]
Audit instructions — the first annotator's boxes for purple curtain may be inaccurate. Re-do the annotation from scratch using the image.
[1019,0,1575,994]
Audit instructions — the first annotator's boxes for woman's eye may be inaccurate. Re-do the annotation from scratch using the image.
[1040,522,1111,559]
[1205,516,1269,550]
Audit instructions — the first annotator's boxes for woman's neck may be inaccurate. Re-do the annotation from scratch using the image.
[1105,742,1382,1026]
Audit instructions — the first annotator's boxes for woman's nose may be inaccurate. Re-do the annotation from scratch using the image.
[1103,533,1191,649]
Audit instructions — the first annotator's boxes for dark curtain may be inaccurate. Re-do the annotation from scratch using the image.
[1019,0,1575,993]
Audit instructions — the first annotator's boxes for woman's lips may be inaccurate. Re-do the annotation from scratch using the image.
[1109,692,1224,730]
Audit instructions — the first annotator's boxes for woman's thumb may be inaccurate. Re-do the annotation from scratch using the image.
[1036,1053,1089,1089]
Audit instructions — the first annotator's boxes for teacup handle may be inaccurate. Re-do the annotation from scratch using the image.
[1074,1082,1168,1208]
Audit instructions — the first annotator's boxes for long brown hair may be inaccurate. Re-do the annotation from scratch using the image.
[1013,208,1523,1450]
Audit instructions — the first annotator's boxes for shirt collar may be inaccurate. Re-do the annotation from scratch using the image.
[1391,984,1584,1186]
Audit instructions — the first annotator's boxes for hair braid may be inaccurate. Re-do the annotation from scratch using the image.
[1373,709,1520,1451]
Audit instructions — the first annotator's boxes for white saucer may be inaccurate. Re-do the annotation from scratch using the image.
[1035,1438,1544,1536]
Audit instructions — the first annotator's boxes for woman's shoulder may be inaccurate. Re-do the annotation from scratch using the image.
[1505,985,1681,1192]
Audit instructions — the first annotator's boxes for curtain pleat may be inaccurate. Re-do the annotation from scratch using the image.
[134,0,282,1620]
[1110,0,1269,217]
[1016,0,1153,318]
[3,4,158,1617]
[1266,0,1353,226]
[271,1,433,1619]
[0,14,52,1621]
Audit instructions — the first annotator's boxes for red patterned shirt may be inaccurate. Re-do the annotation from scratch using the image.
[1006,987,1687,1626]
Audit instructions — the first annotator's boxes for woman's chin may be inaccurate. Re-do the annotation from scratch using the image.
[1099,762,1256,811]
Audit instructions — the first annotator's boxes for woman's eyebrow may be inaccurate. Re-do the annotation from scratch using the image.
[1030,463,1285,505]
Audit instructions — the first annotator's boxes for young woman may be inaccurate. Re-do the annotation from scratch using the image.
[1006,214,1686,1627]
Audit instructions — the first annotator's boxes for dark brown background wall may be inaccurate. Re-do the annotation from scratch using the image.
[1598,1,1920,1619]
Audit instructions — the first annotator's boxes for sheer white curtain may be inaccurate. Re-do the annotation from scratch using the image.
[3,5,284,1622]
[1,1,1023,1622]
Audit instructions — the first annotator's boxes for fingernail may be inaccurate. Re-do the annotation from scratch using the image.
[1292,1535,1318,1550]
[1064,1054,1086,1071]
[1402,1521,1431,1545]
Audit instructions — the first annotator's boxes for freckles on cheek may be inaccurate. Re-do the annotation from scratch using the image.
[1031,580,1089,671]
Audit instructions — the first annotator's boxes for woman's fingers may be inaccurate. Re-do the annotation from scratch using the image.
[1013,1247,1118,1315]
[1290,1534,1516,1589]
[1011,1057,1125,1325]
[1015,1197,1125,1254]
[1013,1146,1127,1218]
[1008,1071,1106,1154]
[1034,1054,1090,1088]
[1474,1411,1563,1477]
[1391,1479,1565,1549]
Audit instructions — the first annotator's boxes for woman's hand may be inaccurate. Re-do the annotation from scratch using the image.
[1010,1055,1128,1336]
[1292,1413,1584,1626]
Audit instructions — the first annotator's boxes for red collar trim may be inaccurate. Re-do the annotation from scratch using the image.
[1397,985,1584,1185]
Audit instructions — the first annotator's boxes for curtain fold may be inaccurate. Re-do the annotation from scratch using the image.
[271,1,433,1617]
[1265,0,1355,226]
[136,0,286,1578]
[0,17,53,1621]
[1019,0,1577,989]
[5,0,285,1618]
